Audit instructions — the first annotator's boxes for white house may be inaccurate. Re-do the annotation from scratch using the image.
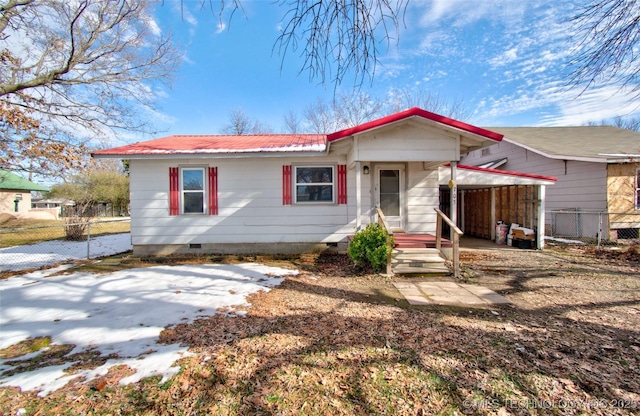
[461,126,640,240]
[93,108,555,258]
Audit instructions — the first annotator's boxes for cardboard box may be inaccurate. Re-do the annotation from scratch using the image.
[512,229,535,240]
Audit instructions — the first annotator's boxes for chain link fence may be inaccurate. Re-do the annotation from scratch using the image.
[0,218,131,272]
[545,209,640,249]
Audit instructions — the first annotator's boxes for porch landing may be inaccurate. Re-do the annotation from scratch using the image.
[347,233,452,248]
[392,233,452,249]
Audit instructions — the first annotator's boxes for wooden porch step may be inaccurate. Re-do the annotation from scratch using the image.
[392,264,451,275]
[393,248,442,261]
[391,247,450,275]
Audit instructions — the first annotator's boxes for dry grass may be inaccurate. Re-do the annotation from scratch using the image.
[0,247,639,415]
[0,217,130,248]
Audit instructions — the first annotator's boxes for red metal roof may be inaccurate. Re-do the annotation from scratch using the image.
[93,108,503,157]
[327,107,504,142]
[456,164,557,182]
[93,134,327,156]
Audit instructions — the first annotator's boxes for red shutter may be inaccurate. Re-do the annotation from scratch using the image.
[282,165,292,205]
[208,167,218,215]
[337,164,347,204]
[169,167,179,215]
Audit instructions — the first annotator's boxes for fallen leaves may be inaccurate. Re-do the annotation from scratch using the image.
[1,248,640,415]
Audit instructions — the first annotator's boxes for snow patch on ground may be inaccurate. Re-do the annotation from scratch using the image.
[0,233,133,272]
[0,263,298,396]
[544,236,586,245]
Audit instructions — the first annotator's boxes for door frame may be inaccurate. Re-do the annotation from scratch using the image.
[374,164,406,231]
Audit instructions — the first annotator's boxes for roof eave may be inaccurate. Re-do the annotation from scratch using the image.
[92,149,330,160]
[327,107,504,143]
[502,137,608,163]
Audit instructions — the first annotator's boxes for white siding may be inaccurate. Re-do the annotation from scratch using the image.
[351,123,459,163]
[462,142,607,210]
[405,162,438,233]
[130,158,442,247]
[129,157,357,246]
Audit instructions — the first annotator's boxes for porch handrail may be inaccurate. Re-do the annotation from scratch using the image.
[434,208,463,278]
[376,207,394,275]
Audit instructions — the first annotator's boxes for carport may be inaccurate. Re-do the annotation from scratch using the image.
[438,164,557,249]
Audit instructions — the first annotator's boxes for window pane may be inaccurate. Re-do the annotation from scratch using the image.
[296,185,333,201]
[380,170,399,193]
[183,169,204,191]
[380,195,400,216]
[379,170,400,216]
[296,167,332,184]
[184,192,204,213]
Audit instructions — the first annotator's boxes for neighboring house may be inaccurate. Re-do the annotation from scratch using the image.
[31,198,76,217]
[93,108,555,256]
[0,170,49,215]
[461,126,640,240]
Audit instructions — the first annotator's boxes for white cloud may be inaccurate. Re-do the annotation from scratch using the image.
[418,0,526,28]
[540,85,640,126]
[169,0,198,27]
[489,47,518,67]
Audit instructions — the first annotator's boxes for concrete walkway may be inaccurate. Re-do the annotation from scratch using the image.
[393,281,511,306]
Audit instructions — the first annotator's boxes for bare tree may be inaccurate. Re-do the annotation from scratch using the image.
[302,92,382,133]
[568,0,640,97]
[275,0,408,87]
[222,107,273,134]
[197,0,408,88]
[0,0,180,178]
[587,116,640,131]
[303,98,340,134]
[283,109,300,133]
[222,107,252,134]
[334,91,382,127]
[385,87,471,120]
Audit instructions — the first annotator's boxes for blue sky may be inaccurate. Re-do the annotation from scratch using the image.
[143,0,640,140]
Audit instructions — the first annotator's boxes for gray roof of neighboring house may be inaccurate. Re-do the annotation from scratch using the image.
[485,126,640,162]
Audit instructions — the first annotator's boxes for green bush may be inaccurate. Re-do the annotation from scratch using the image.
[347,223,394,273]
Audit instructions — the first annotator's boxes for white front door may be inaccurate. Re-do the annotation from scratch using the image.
[375,164,405,231]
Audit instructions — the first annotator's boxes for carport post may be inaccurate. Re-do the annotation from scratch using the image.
[490,187,496,241]
[355,161,362,230]
[450,161,457,239]
[537,185,546,249]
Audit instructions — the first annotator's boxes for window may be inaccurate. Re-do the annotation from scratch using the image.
[481,147,491,157]
[182,168,205,213]
[295,166,334,203]
[169,167,218,216]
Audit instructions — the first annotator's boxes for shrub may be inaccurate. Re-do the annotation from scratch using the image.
[347,223,394,273]
[63,216,89,241]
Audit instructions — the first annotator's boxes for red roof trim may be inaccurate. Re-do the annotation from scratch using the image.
[327,107,504,142]
[452,163,557,182]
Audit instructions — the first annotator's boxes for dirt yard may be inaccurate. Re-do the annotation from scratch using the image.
[1,243,639,415]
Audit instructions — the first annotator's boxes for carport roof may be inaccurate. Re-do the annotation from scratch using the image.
[439,164,557,187]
